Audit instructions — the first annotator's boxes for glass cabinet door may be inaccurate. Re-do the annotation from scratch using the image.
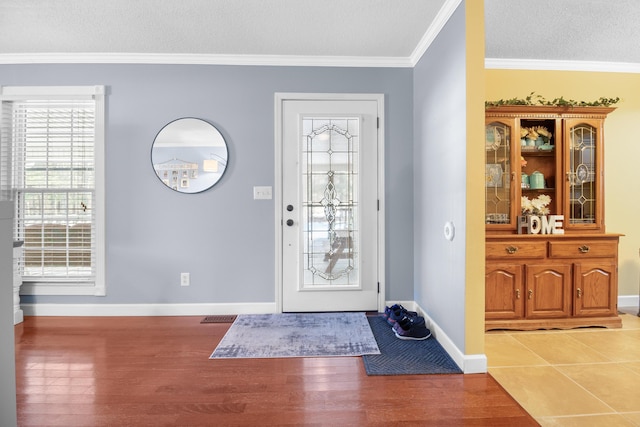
[485,119,516,229]
[564,119,604,231]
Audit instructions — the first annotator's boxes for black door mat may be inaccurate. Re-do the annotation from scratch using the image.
[362,315,462,375]
[201,315,237,324]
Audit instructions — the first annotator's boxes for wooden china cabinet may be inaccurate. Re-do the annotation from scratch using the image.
[484,105,622,330]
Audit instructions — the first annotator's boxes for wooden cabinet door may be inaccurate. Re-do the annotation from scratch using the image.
[563,118,605,232]
[485,118,518,231]
[525,264,572,318]
[574,261,617,316]
[486,264,524,320]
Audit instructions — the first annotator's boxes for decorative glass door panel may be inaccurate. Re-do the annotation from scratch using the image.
[302,118,359,288]
[280,97,379,312]
[485,120,514,228]
[568,123,597,225]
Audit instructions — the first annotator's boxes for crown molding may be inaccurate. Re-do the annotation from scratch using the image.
[410,0,462,66]
[0,52,414,68]
[485,58,640,74]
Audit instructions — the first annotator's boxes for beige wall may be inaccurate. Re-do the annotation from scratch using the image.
[466,0,486,356]
[486,70,640,298]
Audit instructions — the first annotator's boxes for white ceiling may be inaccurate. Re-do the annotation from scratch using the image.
[484,0,640,71]
[0,0,638,70]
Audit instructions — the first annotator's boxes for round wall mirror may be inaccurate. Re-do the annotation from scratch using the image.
[151,118,228,193]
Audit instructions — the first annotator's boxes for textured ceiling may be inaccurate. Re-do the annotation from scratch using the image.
[0,0,638,67]
[485,0,640,64]
[0,0,445,58]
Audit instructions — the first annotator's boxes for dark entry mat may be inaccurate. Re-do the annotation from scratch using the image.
[362,315,462,375]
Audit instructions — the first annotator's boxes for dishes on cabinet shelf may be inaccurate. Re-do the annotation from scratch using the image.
[521,144,554,152]
[576,164,590,183]
[529,171,545,189]
[570,163,594,186]
[485,126,501,150]
[485,164,503,188]
[485,213,509,224]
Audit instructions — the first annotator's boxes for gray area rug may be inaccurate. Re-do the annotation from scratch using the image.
[210,312,381,359]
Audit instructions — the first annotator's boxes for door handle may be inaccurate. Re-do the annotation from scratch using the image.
[286,205,294,212]
[286,219,294,226]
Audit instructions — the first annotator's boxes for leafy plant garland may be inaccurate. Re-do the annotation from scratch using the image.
[486,92,620,108]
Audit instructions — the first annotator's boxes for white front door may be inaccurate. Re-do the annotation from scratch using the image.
[277,94,383,312]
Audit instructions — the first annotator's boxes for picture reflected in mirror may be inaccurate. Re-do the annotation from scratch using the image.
[151,118,228,193]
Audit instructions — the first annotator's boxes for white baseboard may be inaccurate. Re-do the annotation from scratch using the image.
[387,301,487,374]
[619,295,639,309]
[22,302,277,317]
[22,294,637,318]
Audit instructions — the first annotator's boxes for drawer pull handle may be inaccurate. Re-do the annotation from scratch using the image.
[515,289,521,299]
[577,288,582,298]
[579,245,590,253]
[528,289,533,300]
[505,245,518,254]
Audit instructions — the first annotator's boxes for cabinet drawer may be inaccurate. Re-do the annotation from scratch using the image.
[486,242,546,259]
[549,241,617,258]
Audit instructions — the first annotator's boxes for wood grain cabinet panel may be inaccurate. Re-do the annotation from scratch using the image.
[485,264,524,320]
[573,261,617,317]
[525,264,572,319]
[549,241,618,258]
[486,242,546,259]
[485,236,621,330]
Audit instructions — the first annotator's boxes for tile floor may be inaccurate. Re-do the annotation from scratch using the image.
[485,307,640,426]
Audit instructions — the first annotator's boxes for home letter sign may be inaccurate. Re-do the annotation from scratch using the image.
[518,215,564,235]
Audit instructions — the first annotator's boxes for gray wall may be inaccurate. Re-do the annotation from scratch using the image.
[413,3,468,351]
[0,202,17,427]
[0,64,415,305]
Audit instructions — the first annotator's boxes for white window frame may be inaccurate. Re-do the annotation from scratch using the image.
[0,85,106,296]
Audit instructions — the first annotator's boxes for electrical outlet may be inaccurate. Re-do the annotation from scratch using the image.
[181,272,190,287]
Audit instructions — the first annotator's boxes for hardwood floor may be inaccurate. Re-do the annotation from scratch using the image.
[14,316,538,426]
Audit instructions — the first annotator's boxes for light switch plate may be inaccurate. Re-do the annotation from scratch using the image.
[253,186,272,200]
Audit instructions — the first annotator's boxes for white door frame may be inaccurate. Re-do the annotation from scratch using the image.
[274,92,385,313]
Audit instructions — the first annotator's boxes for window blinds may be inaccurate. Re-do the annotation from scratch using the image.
[2,99,96,283]
[0,101,13,200]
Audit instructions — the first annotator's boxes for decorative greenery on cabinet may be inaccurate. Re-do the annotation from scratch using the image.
[485,92,620,108]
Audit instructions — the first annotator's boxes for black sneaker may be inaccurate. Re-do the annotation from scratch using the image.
[392,315,432,340]
[392,314,424,332]
[386,304,418,326]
